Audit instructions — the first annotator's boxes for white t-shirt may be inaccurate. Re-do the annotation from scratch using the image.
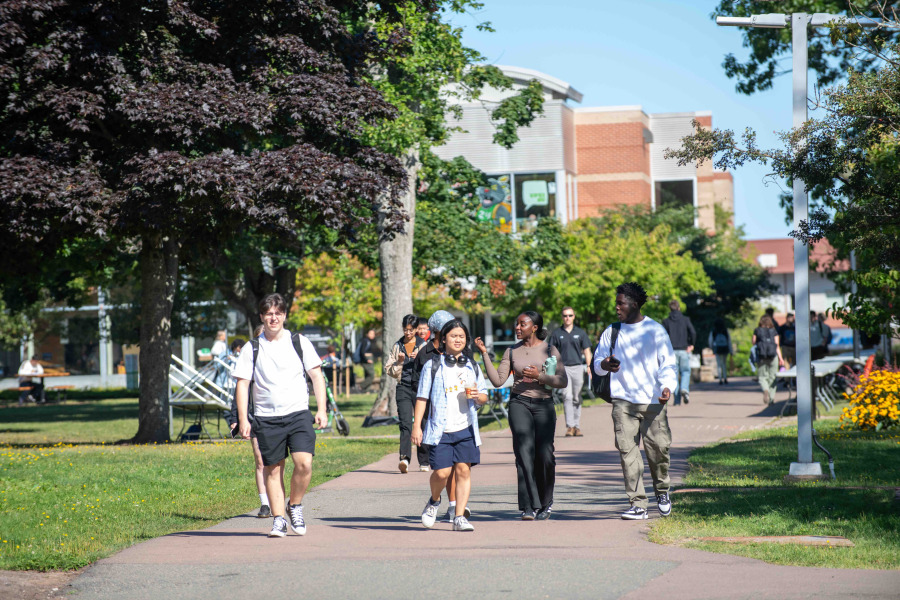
[210,340,228,358]
[592,317,678,405]
[441,363,475,433]
[232,330,322,417]
[18,360,43,383]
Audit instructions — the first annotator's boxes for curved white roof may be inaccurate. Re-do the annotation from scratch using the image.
[496,65,583,103]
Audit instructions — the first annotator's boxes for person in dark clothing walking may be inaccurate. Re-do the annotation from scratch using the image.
[778,312,796,368]
[358,329,377,392]
[385,314,427,473]
[662,300,696,406]
[475,311,567,521]
[548,307,593,437]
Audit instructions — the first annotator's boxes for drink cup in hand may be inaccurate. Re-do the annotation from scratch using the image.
[465,386,478,399]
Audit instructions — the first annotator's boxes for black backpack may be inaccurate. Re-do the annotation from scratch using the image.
[755,327,777,360]
[225,332,307,429]
[590,323,621,402]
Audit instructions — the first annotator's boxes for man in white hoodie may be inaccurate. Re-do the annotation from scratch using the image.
[594,282,677,520]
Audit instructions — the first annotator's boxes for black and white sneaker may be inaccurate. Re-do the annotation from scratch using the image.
[521,509,536,521]
[288,503,306,535]
[657,493,672,517]
[421,498,440,528]
[257,504,272,518]
[268,516,288,537]
[536,505,553,520]
[621,506,649,520]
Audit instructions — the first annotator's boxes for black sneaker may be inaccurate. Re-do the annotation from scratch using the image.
[268,516,288,537]
[657,493,672,517]
[287,503,306,535]
[536,505,553,520]
[257,504,272,518]
[621,506,649,520]
[521,509,536,521]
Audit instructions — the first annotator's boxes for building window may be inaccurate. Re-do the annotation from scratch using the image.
[514,173,556,230]
[654,180,694,209]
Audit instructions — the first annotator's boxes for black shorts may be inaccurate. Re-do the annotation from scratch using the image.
[252,410,316,467]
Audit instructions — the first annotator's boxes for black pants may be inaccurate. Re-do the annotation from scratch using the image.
[509,394,556,512]
[396,384,429,467]
[360,361,375,391]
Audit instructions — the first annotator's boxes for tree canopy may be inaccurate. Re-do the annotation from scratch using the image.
[526,215,713,332]
[667,26,900,337]
[713,1,899,94]
[0,0,411,441]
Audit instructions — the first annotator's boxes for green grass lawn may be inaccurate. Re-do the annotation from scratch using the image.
[0,399,394,571]
[650,419,900,569]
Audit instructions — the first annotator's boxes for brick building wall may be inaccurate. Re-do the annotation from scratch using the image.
[574,108,651,217]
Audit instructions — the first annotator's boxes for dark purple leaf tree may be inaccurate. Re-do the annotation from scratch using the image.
[0,0,408,442]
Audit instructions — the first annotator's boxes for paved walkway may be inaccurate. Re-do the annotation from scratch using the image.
[69,379,900,599]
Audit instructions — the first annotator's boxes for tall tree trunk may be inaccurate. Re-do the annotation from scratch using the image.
[369,150,418,417]
[132,233,181,443]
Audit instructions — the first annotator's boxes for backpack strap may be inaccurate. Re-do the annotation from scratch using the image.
[229,338,259,425]
[610,322,621,354]
[291,332,305,365]
[429,355,440,399]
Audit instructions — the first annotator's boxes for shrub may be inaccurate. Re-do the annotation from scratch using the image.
[840,367,900,431]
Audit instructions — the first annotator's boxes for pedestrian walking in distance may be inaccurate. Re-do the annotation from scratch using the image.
[708,318,732,385]
[752,315,784,405]
[475,311,567,521]
[594,282,677,520]
[412,319,488,532]
[234,293,329,538]
[549,307,593,437]
[662,299,696,405]
[385,314,427,473]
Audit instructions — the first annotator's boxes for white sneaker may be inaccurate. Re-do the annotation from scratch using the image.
[657,492,672,517]
[399,458,409,474]
[621,506,649,520]
[453,516,475,532]
[419,465,430,472]
[287,503,306,535]
[421,498,440,528]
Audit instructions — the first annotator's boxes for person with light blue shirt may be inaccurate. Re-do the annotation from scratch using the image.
[411,319,488,532]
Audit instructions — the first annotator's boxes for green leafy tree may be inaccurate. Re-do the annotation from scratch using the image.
[289,251,382,392]
[354,1,545,415]
[667,27,900,340]
[0,1,410,442]
[527,216,713,334]
[713,1,898,94]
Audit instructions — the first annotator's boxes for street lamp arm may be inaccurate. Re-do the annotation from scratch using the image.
[717,12,888,30]
[716,14,787,28]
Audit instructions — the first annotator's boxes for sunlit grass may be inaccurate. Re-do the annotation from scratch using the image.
[0,399,394,571]
[650,420,900,569]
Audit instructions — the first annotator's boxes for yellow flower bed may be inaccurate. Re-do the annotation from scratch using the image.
[840,368,900,430]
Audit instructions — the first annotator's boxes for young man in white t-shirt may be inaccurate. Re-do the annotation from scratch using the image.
[234,294,328,538]
[594,282,678,521]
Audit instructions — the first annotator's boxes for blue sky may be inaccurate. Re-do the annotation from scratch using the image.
[449,0,810,240]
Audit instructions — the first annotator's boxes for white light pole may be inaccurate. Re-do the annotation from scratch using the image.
[717,12,883,477]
